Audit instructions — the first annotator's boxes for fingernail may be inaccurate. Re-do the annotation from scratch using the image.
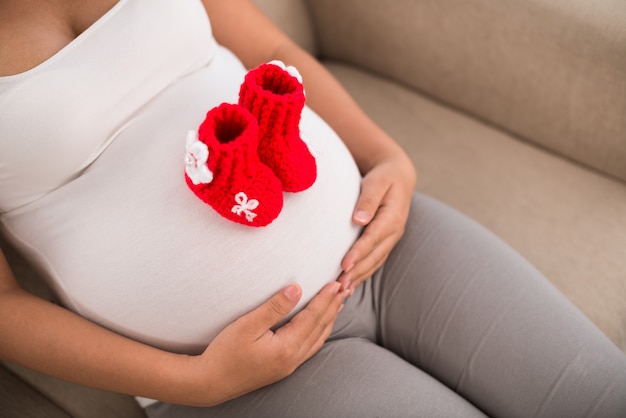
[284,284,301,302]
[338,304,345,313]
[354,210,369,223]
[339,281,351,296]
[328,281,341,293]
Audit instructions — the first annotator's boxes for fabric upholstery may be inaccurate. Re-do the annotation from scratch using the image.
[0,365,71,418]
[306,0,626,182]
[2,0,625,416]
[2,362,147,418]
[324,62,626,351]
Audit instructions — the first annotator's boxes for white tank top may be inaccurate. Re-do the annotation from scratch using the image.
[0,0,362,354]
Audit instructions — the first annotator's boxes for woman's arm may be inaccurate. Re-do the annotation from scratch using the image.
[203,0,417,289]
[0,249,348,406]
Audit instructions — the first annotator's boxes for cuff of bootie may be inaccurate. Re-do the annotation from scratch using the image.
[186,103,260,191]
[198,103,259,152]
[239,62,305,117]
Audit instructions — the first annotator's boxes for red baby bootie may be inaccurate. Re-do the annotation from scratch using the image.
[239,60,317,193]
[184,103,283,227]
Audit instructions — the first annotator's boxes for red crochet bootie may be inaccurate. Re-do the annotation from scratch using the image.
[184,103,283,227]
[239,61,317,193]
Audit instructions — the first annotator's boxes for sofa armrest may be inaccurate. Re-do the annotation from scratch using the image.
[305,0,626,182]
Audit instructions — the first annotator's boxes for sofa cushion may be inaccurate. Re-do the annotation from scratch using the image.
[306,0,626,182]
[2,362,146,418]
[324,62,626,352]
[0,364,71,418]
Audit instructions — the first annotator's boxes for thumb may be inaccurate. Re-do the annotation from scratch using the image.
[353,174,388,226]
[245,284,302,335]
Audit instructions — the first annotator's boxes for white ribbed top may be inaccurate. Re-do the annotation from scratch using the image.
[0,0,362,354]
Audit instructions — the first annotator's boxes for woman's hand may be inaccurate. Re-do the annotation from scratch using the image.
[339,152,416,291]
[183,281,349,406]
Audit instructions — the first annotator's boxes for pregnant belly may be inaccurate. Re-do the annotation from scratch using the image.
[3,67,362,354]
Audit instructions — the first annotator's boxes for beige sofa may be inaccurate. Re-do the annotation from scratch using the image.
[2,0,625,416]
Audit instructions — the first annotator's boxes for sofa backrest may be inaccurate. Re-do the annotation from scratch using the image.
[253,0,318,56]
[303,0,626,182]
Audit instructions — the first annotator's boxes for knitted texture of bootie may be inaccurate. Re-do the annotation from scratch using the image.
[239,61,317,193]
[184,103,283,227]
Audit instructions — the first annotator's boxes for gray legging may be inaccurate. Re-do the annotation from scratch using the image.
[146,194,626,418]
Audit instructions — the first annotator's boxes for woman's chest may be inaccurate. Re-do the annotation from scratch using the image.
[0,0,216,212]
[0,0,118,77]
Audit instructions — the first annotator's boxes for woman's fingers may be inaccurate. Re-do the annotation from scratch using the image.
[236,283,303,340]
[277,281,348,347]
[341,194,407,289]
[350,174,389,228]
[297,285,348,362]
[301,297,346,360]
[258,281,348,375]
[341,157,414,287]
[195,281,348,405]
[342,178,390,273]
[340,226,398,289]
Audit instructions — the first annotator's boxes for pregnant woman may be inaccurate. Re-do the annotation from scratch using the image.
[1,1,624,417]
